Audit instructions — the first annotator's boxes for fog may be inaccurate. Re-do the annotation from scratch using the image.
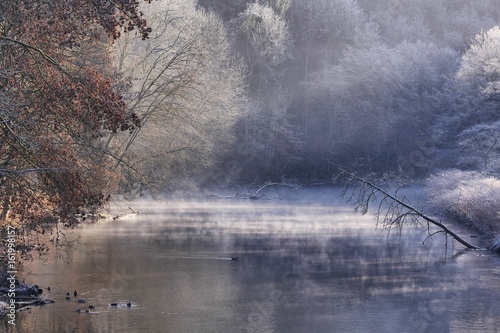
[86,0,500,260]
[111,0,500,193]
[12,195,500,332]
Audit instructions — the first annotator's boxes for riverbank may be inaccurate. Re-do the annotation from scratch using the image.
[425,170,500,251]
[0,272,53,317]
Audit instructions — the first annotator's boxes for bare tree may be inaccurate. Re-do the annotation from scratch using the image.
[458,122,500,172]
[111,0,248,191]
[336,169,480,250]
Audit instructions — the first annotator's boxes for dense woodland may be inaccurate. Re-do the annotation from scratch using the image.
[1,0,500,254]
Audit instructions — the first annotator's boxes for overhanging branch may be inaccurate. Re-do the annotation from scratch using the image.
[338,168,481,250]
[0,36,66,73]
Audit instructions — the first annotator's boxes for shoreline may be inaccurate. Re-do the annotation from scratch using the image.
[0,272,53,318]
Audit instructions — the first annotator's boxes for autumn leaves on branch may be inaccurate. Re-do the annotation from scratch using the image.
[0,0,152,250]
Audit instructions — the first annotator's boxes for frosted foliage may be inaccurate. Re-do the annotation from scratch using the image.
[290,0,373,48]
[457,121,500,173]
[427,170,500,237]
[305,41,457,152]
[114,0,247,188]
[292,0,364,36]
[456,26,500,96]
[238,2,291,65]
[266,0,291,16]
[384,14,432,44]
[246,87,304,171]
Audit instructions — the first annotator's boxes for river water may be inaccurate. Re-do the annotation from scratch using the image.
[1,188,500,332]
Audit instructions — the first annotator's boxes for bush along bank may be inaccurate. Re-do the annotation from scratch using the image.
[426,170,500,252]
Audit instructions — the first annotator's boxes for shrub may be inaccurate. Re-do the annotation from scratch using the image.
[426,169,500,240]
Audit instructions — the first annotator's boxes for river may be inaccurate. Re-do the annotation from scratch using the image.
[1,188,499,332]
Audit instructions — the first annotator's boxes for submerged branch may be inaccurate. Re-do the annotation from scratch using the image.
[337,169,481,250]
[255,181,298,195]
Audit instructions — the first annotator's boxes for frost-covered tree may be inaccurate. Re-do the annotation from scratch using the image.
[456,26,500,99]
[232,1,291,89]
[431,27,500,172]
[426,169,500,241]
[457,122,500,172]
[239,87,304,176]
[114,0,247,190]
[288,0,376,83]
[265,0,291,16]
[303,40,458,174]
[357,0,498,49]
[229,2,306,179]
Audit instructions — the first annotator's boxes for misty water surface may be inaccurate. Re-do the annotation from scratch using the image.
[1,188,500,333]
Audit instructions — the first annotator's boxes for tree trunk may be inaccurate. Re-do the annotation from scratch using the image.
[0,196,10,223]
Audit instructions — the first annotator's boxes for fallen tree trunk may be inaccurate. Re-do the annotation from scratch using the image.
[337,169,481,250]
[203,181,300,200]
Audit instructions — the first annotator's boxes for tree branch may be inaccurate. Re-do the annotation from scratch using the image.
[0,36,65,73]
[338,168,481,250]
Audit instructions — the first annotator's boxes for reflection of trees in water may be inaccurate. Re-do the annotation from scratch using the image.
[124,199,500,331]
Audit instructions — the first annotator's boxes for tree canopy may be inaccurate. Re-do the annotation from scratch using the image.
[0,0,153,253]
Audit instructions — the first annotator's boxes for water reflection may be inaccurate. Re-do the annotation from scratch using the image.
[2,193,500,332]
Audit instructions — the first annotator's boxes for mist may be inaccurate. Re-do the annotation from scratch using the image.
[132,0,494,185]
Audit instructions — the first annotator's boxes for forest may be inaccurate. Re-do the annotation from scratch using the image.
[1,0,500,256]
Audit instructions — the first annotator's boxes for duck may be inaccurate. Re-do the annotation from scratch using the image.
[74,290,78,297]
[231,257,239,261]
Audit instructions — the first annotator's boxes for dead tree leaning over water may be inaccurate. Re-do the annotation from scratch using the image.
[334,169,481,250]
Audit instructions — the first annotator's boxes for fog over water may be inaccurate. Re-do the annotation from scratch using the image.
[3,188,500,332]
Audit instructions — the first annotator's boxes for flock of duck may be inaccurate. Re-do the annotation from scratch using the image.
[53,256,239,313]
[62,290,131,313]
